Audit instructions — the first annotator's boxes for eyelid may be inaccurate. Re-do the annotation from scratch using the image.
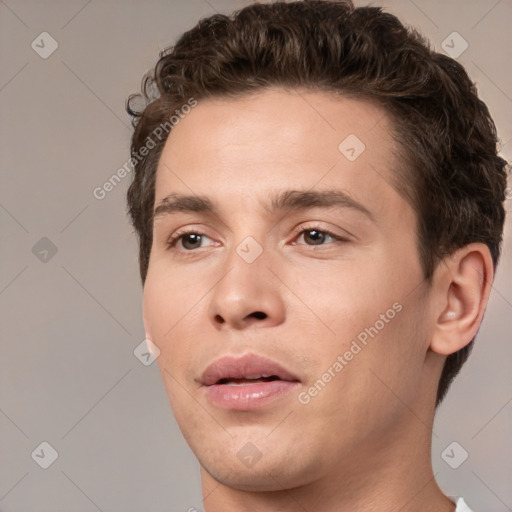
[290,222,349,243]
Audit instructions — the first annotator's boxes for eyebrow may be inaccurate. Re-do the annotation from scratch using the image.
[153,189,374,221]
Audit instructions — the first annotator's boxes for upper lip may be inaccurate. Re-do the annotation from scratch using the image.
[200,353,301,386]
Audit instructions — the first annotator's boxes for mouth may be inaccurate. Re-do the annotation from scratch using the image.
[199,353,301,410]
[216,375,285,385]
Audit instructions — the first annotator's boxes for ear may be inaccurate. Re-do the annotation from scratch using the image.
[430,243,494,356]
[142,289,154,344]
[142,300,161,358]
[142,287,150,337]
[141,285,164,360]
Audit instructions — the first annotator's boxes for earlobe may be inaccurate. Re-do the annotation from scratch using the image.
[430,243,494,356]
[142,306,161,358]
[142,294,153,342]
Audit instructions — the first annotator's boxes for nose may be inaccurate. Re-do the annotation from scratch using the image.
[207,242,286,330]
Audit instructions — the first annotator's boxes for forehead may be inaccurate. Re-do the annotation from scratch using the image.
[154,88,407,223]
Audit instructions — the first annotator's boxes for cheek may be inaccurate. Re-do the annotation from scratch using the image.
[340,295,430,412]
[143,274,189,383]
[296,255,427,399]
[143,262,215,389]
[143,261,203,340]
[143,276,200,419]
[299,306,427,440]
[143,277,169,341]
[290,258,396,340]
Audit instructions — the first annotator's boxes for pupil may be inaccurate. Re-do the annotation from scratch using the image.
[184,234,201,249]
[307,230,324,244]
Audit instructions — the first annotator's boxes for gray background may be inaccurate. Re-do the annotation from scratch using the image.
[0,1,511,511]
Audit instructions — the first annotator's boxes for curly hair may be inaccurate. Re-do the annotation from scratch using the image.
[126,0,508,406]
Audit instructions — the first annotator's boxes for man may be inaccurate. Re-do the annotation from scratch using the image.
[125,1,507,510]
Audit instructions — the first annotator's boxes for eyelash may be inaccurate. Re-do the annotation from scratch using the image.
[165,224,346,252]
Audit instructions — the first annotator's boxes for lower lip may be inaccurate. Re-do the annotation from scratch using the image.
[203,380,300,410]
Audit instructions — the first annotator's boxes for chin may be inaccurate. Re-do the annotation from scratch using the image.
[195,438,322,492]
[204,464,284,491]
[201,458,310,492]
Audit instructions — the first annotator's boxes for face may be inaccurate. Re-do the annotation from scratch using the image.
[143,88,439,491]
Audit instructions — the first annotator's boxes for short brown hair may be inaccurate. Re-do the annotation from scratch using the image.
[126,0,508,405]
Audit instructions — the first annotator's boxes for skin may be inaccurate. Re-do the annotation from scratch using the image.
[142,88,493,511]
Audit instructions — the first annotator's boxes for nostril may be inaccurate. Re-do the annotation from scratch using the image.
[251,311,266,319]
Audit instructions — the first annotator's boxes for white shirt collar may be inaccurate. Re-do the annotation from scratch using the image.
[452,496,474,512]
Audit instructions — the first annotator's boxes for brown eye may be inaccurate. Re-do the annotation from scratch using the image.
[296,228,340,246]
[303,229,328,245]
[180,233,203,250]
[167,231,213,251]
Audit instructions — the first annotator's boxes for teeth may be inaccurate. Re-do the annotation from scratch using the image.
[217,374,277,385]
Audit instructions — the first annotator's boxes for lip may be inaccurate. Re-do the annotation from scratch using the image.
[199,353,301,410]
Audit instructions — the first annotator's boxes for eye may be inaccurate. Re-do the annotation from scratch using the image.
[294,226,345,246]
[166,230,214,251]
[166,225,346,253]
